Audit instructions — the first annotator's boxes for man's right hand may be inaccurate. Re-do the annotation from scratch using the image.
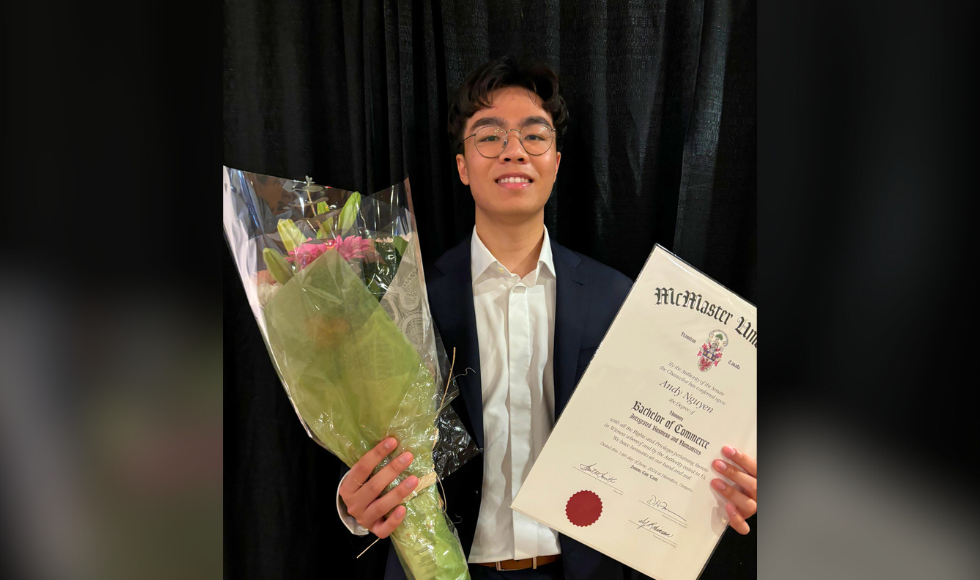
[339,437,419,539]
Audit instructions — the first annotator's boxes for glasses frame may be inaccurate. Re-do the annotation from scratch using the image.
[460,124,557,158]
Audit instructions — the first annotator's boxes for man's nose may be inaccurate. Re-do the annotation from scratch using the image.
[500,133,527,161]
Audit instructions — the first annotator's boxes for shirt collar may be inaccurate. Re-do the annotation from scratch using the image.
[470,225,556,282]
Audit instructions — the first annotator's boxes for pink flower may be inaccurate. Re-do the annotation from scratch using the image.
[285,236,374,270]
[286,238,336,269]
[334,236,375,261]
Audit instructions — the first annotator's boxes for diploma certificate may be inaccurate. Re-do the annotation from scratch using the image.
[511,245,756,580]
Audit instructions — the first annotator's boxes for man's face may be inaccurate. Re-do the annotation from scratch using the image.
[455,86,561,222]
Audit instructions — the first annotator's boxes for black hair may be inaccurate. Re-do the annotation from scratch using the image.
[447,55,568,154]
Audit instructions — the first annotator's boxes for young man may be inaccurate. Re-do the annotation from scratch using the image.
[338,57,757,580]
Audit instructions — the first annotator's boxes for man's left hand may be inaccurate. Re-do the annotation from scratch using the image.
[711,445,757,534]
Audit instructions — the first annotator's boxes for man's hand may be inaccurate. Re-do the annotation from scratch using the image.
[711,445,757,535]
[339,437,419,539]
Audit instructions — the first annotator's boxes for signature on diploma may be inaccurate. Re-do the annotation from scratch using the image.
[643,495,687,522]
[578,463,618,483]
[634,517,675,538]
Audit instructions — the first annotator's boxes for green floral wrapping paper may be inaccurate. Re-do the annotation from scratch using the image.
[264,250,468,580]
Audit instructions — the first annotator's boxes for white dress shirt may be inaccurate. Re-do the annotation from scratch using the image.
[337,225,561,561]
[467,225,561,562]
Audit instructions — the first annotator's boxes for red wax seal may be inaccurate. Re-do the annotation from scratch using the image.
[565,490,602,527]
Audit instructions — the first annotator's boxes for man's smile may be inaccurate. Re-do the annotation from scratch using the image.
[495,172,534,189]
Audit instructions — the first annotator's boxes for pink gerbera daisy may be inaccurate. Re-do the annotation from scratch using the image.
[285,236,374,271]
[333,236,375,261]
[286,238,336,270]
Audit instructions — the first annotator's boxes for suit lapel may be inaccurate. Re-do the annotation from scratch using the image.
[551,240,590,419]
[427,238,485,450]
[428,237,590,447]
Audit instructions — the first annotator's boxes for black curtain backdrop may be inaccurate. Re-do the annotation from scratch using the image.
[224,1,756,579]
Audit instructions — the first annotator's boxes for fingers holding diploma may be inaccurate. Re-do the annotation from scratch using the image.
[711,445,757,535]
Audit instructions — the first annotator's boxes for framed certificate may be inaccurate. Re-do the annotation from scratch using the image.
[511,245,756,580]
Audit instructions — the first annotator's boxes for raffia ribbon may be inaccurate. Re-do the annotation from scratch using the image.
[409,471,441,500]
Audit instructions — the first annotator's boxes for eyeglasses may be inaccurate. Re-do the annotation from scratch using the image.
[460,123,556,158]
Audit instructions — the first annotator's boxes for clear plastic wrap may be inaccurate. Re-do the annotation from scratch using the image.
[223,167,479,579]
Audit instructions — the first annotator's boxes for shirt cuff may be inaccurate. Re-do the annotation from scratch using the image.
[336,471,371,536]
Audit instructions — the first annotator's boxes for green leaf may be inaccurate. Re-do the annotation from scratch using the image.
[362,243,401,303]
[316,201,329,215]
[277,219,306,254]
[366,277,386,302]
[337,191,361,233]
[262,247,293,285]
[392,235,408,256]
[317,217,335,239]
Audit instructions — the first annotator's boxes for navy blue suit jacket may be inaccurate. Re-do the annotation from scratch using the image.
[381,234,633,580]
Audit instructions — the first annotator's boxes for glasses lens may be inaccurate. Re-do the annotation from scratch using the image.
[474,127,505,157]
[472,124,554,157]
[520,124,553,155]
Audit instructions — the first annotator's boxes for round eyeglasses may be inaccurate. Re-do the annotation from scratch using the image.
[460,123,556,158]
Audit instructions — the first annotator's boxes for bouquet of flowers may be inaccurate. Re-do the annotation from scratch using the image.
[223,167,478,579]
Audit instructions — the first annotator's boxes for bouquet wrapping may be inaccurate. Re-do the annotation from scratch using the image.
[223,167,479,579]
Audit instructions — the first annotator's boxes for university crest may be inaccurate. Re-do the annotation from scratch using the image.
[697,330,728,372]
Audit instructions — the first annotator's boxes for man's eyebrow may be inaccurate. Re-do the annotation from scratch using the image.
[468,115,553,133]
[520,115,552,128]
[468,116,507,132]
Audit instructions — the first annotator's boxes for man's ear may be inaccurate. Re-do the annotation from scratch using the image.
[455,153,469,185]
[555,151,561,173]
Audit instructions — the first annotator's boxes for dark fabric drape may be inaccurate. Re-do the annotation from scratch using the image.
[224,1,756,579]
